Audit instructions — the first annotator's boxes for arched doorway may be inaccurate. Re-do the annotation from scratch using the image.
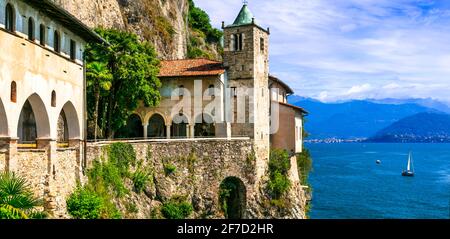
[56,102,80,147]
[17,94,50,145]
[115,114,143,139]
[0,98,8,137]
[194,114,215,137]
[219,177,247,219]
[57,109,69,145]
[147,114,166,138]
[171,113,188,138]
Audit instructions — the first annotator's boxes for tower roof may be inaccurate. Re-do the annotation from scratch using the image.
[230,4,254,27]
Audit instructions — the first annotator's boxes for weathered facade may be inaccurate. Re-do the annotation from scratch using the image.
[269,75,306,154]
[0,0,103,217]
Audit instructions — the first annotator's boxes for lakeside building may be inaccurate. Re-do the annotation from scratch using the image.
[130,4,307,156]
[0,1,308,218]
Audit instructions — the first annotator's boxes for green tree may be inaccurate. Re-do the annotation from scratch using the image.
[85,28,161,138]
[86,61,112,141]
[0,172,42,219]
[188,0,223,43]
[66,187,104,219]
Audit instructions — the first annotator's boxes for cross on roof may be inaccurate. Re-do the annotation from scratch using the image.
[243,0,248,5]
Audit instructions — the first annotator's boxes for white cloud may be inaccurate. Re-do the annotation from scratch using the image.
[194,0,450,104]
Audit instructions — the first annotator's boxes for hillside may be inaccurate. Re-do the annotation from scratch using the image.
[51,0,221,60]
[289,98,436,140]
[368,112,450,143]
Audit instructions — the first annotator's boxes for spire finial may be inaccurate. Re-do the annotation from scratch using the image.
[243,0,248,5]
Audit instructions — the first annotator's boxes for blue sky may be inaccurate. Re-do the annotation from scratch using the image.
[194,0,450,104]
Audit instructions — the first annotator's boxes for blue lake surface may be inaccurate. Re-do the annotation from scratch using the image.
[307,143,450,219]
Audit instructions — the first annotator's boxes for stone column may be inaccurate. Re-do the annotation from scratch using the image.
[189,124,195,138]
[69,139,83,183]
[143,124,148,139]
[0,137,18,172]
[166,125,171,139]
[36,138,58,216]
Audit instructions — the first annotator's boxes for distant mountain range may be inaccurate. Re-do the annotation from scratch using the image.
[367,112,450,143]
[288,96,449,141]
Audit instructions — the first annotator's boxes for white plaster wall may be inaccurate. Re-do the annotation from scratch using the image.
[295,112,303,153]
[0,27,84,140]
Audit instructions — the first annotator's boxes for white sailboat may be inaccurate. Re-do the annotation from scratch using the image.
[402,152,414,177]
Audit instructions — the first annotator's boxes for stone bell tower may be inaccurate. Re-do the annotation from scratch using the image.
[222,3,270,177]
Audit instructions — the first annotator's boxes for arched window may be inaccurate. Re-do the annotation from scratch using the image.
[39,24,46,46]
[10,81,17,103]
[57,109,68,146]
[28,17,35,40]
[208,84,215,97]
[179,85,185,97]
[5,3,15,32]
[171,113,188,138]
[147,114,166,138]
[54,30,60,53]
[51,91,56,107]
[115,114,143,139]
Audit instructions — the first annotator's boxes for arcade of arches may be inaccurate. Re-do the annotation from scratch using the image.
[0,93,81,149]
[117,112,217,139]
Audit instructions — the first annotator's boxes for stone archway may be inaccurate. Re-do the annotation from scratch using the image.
[194,114,215,137]
[219,177,247,219]
[57,101,81,146]
[115,114,143,139]
[17,94,50,144]
[148,113,166,138]
[0,98,8,137]
[171,113,189,138]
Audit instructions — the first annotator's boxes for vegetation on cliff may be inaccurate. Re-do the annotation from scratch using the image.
[187,0,223,59]
[67,143,146,219]
[85,28,161,139]
[268,149,292,203]
[0,172,45,219]
[66,143,193,219]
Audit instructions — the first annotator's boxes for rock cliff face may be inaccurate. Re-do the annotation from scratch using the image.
[52,0,188,59]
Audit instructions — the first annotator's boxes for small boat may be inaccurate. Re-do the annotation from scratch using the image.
[376,160,381,164]
[402,152,414,177]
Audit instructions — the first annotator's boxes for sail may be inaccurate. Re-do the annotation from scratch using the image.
[407,153,411,171]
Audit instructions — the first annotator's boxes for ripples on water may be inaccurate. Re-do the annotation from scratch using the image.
[308,143,450,219]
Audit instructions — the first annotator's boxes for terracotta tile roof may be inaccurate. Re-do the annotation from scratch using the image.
[278,101,309,115]
[158,59,225,78]
[269,75,294,95]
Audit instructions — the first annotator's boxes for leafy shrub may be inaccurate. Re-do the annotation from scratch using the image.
[268,171,291,199]
[67,187,103,219]
[269,149,291,175]
[88,160,128,197]
[132,169,152,193]
[164,163,177,175]
[267,149,292,199]
[108,142,137,177]
[125,202,138,214]
[188,0,222,43]
[161,198,193,219]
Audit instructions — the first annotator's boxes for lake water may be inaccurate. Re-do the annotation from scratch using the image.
[307,143,450,219]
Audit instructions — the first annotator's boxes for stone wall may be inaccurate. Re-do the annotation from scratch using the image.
[87,138,261,218]
[52,148,80,218]
[16,150,48,199]
[86,138,307,219]
[0,150,5,171]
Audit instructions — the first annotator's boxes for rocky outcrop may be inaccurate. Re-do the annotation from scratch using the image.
[86,140,307,219]
[51,0,188,59]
